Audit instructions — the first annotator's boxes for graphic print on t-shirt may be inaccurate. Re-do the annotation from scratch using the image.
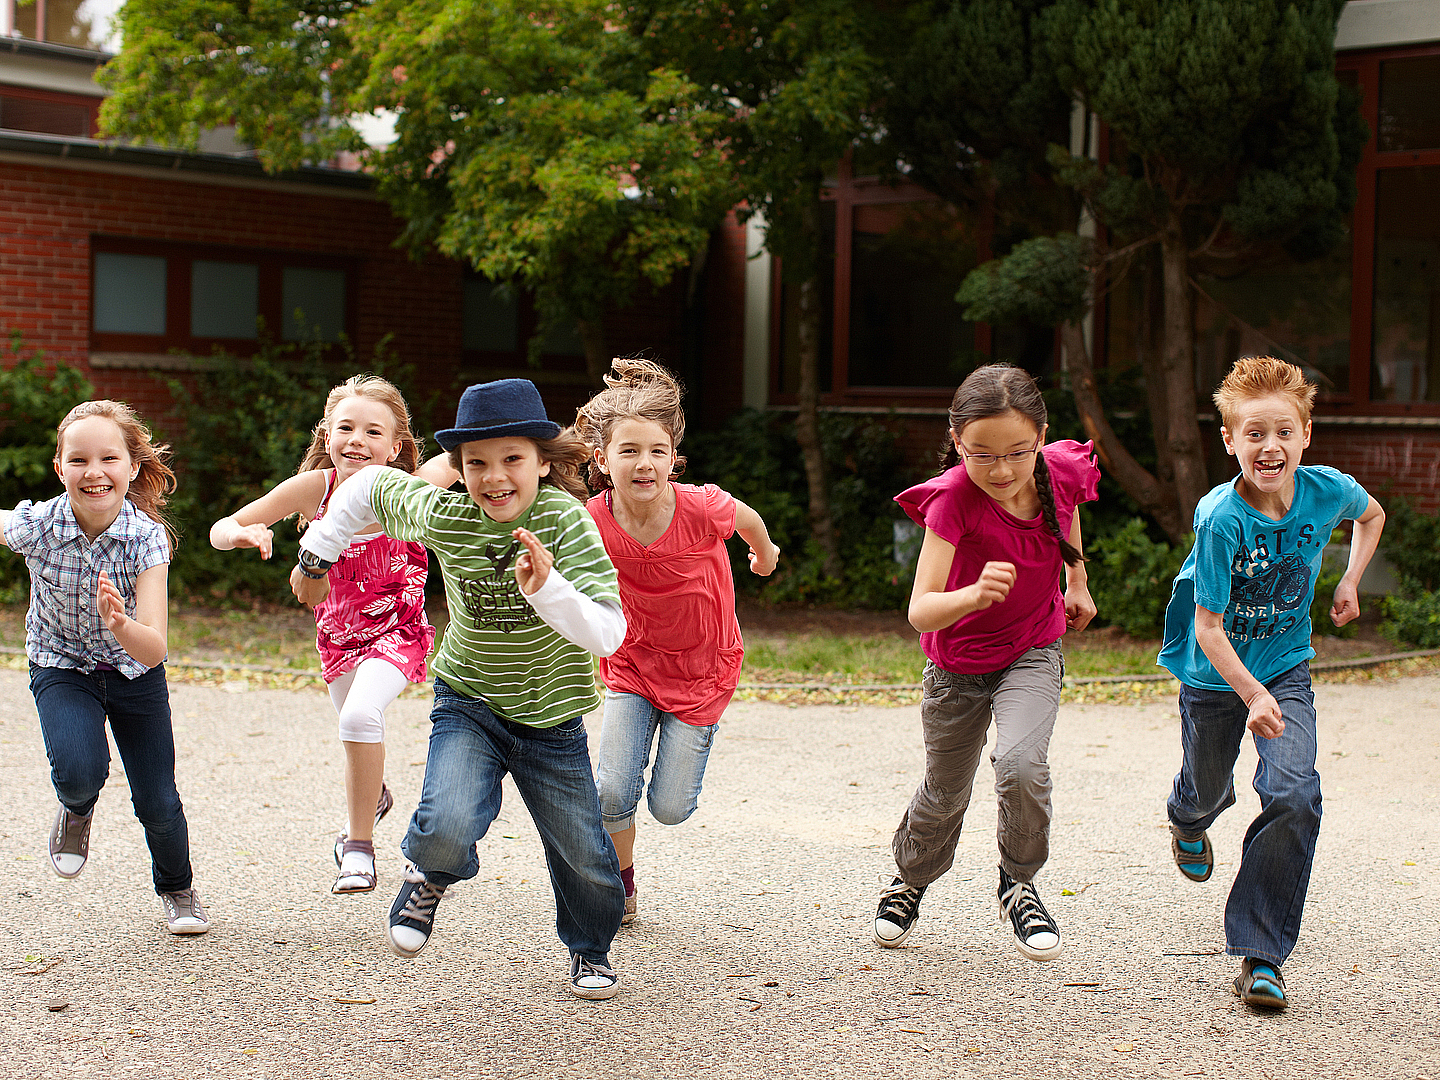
[453,538,539,633]
[1225,524,1316,643]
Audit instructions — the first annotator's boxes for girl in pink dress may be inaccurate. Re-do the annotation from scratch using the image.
[211,375,436,894]
[575,358,780,925]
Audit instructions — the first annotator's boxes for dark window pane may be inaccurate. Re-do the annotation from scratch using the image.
[282,267,345,342]
[1372,166,1440,403]
[1379,56,1440,153]
[462,279,519,352]
[847,201,979,387]
[0,93,92,137]
[538,317,585,357]
[93,253,166,335]
[777,200,836,395]
[1194,220,1354,399]
[192,260,259,340]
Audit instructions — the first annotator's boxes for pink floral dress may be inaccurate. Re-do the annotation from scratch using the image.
[312,470,436,684]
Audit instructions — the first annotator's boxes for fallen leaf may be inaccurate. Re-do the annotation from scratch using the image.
[762,981,778,987]
[1064,981,1101,987]
[334,997,376,1005]
[1114,1043,1134,1053]
[1061,889,1076,896]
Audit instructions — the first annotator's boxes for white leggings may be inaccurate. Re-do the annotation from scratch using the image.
[327,658,410,744]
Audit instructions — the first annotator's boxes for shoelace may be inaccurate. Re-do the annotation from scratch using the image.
[165,889,205,920]
[999,880,1052,935]
[58,813,89,853]
[399,879,445,925]
[877,881,923,921]
[574,957,616,983]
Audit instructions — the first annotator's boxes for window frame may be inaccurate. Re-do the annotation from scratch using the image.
[88,236,357,359]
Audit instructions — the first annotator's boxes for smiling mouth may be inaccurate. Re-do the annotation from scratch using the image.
[484,490,516,502]
[80,484,113,495]
[1255,460,1285,477]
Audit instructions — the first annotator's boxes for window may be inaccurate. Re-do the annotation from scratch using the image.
[6,0,111,49]
[460,274,587,375]
[0,87,98,138]
[89,239,353,359]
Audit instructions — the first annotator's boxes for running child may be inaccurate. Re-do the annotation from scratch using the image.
[1158,355,1384,1010]
[872,363,1098,961]
[210,374,435,895]
[1,400,210,934]
[575,357,779,925]
[292,378,629,1000]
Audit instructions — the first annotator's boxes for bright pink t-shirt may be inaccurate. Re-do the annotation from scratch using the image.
[588,483,741,726]
[896,440,1100,675]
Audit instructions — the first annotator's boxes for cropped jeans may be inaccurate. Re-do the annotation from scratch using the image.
[30,663,192,895]
[1168,661,1321,968]
[401,678,624,964]
[595,690,717,835]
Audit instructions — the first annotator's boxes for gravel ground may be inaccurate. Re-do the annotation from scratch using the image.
[0,668,1437,1080]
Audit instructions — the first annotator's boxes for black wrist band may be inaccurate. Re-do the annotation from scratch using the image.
[297,550,333,579]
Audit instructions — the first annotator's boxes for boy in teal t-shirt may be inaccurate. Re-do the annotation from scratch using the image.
[1158,356,1385,1011]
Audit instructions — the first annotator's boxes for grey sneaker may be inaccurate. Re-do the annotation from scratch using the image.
[48,803,92,879]
[160,888,211,935]
[621,888,637,926]
[568,953,619,1000]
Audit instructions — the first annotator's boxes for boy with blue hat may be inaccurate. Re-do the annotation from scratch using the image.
[294,378,628,999]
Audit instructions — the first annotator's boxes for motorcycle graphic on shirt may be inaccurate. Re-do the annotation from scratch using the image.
[1225,537,1313,643]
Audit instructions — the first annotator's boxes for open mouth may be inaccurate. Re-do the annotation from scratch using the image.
[483,489,516,503]
[80,484,113,495]
[1254,460,1285,478]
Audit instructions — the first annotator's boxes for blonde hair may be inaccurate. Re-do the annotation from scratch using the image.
[1214,356,1316,431]
[55,400,177,551]
[573,357,687,490]
[298,374,422,476]
[445,430,592,503]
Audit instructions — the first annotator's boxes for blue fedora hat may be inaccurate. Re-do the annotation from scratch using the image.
[434,379,562,450]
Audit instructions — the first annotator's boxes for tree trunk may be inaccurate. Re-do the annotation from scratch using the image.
[1159,213,1208,531]
[1061,320,1184,542]
[1138,248,1174,491]
[576,318,609,388]
[794,270,842,581]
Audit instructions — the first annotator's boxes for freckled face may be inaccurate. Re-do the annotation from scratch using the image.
[460,437,550,522]
[596,419,676,509]
[1222,394,1310,499]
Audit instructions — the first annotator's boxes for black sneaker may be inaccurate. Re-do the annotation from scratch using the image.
[998,868,1062,961]
[386,865,446,958]
[48,803,92,879]
[873,876,926,947]
[568,953,620,1000]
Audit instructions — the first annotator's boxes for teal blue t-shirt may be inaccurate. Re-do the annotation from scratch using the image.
[1158,465,1371,691]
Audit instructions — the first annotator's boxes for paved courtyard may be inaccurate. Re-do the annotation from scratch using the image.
[0,668,1436,1079]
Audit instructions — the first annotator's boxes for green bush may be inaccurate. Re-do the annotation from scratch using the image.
[1381,497,1440,593]
[684,409,919,609]
[158,338,433,605]
[1309,566,1356,639]
[1381,590,1440,648]
[0,333,94,602]
[1084,517,1192,639]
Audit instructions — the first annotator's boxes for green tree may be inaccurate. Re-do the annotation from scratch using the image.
[100,0,736,384]
[888,0,1363,542]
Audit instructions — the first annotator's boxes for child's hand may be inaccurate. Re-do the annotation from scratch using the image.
[290,563,331,609]
[1245,689,1285,739]
[1330,579,1361,627]
[749,542,780,577]
[96,571,126,633]
[966,561,1015,611]
[232,522,276,560]
[513,527,553,595]
[1064,582,1097,632]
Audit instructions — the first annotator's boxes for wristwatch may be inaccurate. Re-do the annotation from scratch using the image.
[297,549,333,580]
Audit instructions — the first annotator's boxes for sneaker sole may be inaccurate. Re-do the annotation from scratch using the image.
[569,979,619,1000]
[167,921,211,935]
[1014,935,1063,962]
[872,922,915,948]
[384,920,431,959]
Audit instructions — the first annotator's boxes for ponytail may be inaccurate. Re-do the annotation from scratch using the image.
[1032,451,1086,567]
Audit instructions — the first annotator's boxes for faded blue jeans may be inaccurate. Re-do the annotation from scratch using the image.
[30,663,193,894]
[401,678,624,964]
[1168,661,1321,967]
[595,690,717,835]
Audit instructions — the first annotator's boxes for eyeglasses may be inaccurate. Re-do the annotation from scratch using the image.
[958,436,1041,468]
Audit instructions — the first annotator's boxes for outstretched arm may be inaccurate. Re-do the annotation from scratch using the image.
[211,471,329,559]
[417,452,461,489]
[292,466,386,607]
[1331,497,1385,628]
[733,499,780,577]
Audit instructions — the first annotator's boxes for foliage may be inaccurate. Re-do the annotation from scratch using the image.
[1309,566,1355,639]
[1084,517,1191,639]
[1379,498,1440,594]
[0,333,95,602]
[958,233,1092,328]
[158,337,426,604]
[1381,591,1440,650]
[684,409,920,609]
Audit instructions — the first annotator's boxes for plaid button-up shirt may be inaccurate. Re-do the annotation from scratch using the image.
[5,496,171,678]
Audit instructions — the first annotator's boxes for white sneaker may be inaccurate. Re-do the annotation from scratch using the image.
[160,888,211,935]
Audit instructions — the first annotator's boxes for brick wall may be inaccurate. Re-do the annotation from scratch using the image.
[1308,425,1440,513]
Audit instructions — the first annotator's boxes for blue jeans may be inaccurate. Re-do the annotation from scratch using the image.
[402,678,624,962]
[595,690,717,835]
[1168,661,1321,967]
[30,663,192,894]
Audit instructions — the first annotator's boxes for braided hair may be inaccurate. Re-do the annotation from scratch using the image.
[940,364,1085,567]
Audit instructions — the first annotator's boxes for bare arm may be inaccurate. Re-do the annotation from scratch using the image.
[210,471,330,559]
[416,452,461,489]
[0,507,11,548]
[1063,513,1096,632]
[732,498,780,576]
[1331,497,1385,628]
[1194,605,1284,738]
[97,564,168,669]
[907,527,1015,634]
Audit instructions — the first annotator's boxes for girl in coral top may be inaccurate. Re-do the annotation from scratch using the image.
[575,358,780,925]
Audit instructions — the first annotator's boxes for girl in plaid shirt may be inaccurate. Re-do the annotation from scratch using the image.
[1,400,210,934]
